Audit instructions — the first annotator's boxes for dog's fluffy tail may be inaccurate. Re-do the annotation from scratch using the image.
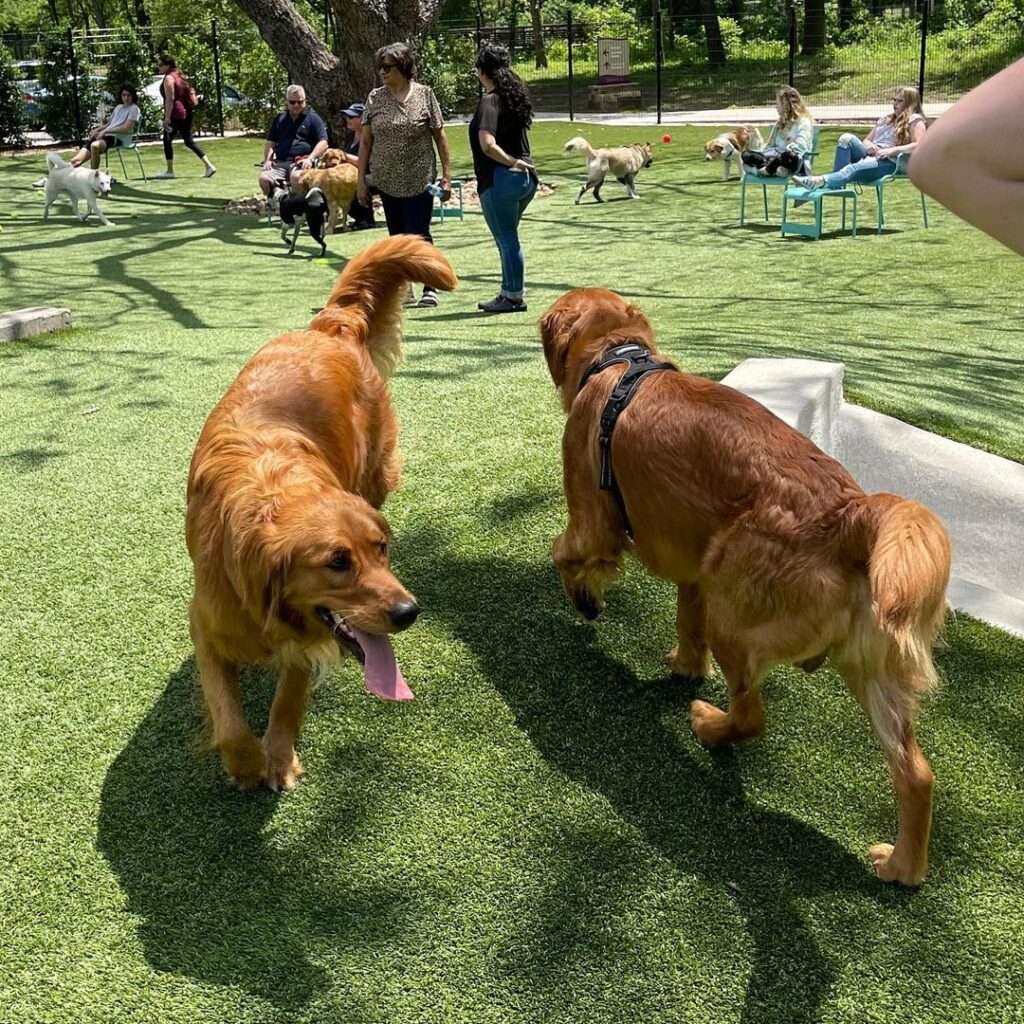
[46,152,69,171]
[309,234,457,379]
[564,136,595,158]
[843,493,951,753]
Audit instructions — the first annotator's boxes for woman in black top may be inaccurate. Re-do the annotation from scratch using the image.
[470,44,537,314]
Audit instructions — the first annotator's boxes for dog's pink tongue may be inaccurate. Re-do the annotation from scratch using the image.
[350,627,413,701]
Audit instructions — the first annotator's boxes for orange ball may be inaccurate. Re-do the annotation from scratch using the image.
[661,133,672,144]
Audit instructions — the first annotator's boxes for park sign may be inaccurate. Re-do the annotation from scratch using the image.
[598,38,630,84]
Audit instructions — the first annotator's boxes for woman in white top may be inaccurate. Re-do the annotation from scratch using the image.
[762,85,815,172]
[795,86,927,190]
[69,84,141,168]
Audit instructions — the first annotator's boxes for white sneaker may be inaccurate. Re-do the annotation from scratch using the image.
[153,171,176,180]
[203,165,217,178]
[31,176,47,188]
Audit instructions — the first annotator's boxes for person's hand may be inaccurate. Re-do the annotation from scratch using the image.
[875,147,894,159]
[509,158,530,173]
[864,140,879,156]
[263,157,274,171]
[357,180,370,206]
[296,156,310,170]
[439,177,451,202]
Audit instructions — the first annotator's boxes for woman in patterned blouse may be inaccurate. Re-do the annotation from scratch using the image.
[357,43,453,308]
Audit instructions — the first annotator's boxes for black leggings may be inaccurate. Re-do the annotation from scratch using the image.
[379,189,433,244]
[163,113,205,162]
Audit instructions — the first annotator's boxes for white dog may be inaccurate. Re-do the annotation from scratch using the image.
[43,153,115,226]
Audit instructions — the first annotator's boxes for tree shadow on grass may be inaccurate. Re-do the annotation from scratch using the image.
[95,658,407,1013]
[400,521,908,1024]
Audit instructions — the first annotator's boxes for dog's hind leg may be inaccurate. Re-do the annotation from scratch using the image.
[261,662,311,792]
[667,583,712,679]
[689,638,767,746]
[575,182,589,205]
[593,177,605,202]
[193,630,265,789]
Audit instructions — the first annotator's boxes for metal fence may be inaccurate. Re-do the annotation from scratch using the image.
[436,0,1022,119]
[3,0,1021,145]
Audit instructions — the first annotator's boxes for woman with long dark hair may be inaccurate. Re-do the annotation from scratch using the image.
[470,44,537,314]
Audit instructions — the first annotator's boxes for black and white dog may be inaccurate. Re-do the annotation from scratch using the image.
[741,150,803,178]
[270,185,327,256]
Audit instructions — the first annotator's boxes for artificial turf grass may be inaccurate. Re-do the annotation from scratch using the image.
[2,127,1024,1023]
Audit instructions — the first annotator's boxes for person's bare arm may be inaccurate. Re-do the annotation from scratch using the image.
[478,129,530,172]
[357,123,373,205]
[876,118,927,160]
[910,58,1024,256]
[162,76,173,128]
[432,124,452,198]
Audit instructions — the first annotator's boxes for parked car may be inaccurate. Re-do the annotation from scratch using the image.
[14,59,113,132]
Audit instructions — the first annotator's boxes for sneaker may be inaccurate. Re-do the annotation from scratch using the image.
[203,165,217,178]
[479,295,527,314]
[416,288,439,308]
[153,171,176,180]
[351,220,375,231]
[792,175,825,190]
[31,176,47,188]
[477,294,503,311]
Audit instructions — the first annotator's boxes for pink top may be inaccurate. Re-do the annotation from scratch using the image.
[164,71,188,121]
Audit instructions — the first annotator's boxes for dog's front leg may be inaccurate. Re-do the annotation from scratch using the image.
[667,582,712,679]
[262,662,311,792]
[575,182,589,205]
[193,628,265,789]
[90,197,114,227]
[722,158,731,181]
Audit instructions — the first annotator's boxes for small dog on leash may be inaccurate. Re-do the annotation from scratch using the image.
[703,126,765,179]
[564,137,654,204]
[42,152,115,226]
[742,149,803,177]
[271,185,327,256]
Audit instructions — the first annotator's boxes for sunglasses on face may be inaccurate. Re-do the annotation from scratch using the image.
[378,64,396,72]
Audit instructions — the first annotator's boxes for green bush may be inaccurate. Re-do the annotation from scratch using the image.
[0,44,27,150]
[235,42,288,132]
[419,33,479,116]
[39,30,102,142]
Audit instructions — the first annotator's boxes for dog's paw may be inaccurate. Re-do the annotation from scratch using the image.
[666,645,712,679]
[689,699,729,746]
[868,843,926,887]
[263,740,304,793]
[221,733,267,790]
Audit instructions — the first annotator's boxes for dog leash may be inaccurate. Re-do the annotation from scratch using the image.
[576,343,678,540]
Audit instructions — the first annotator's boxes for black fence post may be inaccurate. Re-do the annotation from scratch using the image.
[655,8,663,125]
[787,3,796,87]
[211,18,225,137]
[567,9,574,122]
[918,0,929,102]
[66,27,82,142]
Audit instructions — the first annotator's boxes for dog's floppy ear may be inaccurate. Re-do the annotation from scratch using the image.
[539,305,579,390]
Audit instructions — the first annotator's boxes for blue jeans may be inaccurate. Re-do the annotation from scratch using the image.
[479,167,537,299]
[822,133,896,188]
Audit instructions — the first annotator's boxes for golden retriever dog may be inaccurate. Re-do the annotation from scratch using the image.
[186,235,457,791]
[703,125,765,179]
[564,136,654,204]
[539,288,951,886]
[297,148,359,234]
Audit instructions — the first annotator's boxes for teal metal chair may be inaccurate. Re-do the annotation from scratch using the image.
[431,179,464,223]
[740,125,822,226]
[104,125,148,182]
[872,153,928,234]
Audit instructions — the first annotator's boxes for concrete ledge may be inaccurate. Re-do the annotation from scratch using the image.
[721,357,844,455]
[0,307,72,343]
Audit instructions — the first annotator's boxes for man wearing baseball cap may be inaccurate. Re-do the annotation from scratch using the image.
[341,102,375,230]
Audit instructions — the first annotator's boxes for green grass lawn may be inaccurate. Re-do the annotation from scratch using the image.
[1,125,1023,1024]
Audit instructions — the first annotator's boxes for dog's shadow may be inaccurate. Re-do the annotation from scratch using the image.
[96,659,405,1013]
[398,521,907,1024]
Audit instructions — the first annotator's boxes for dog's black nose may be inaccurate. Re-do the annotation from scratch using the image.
[388,600,420,630]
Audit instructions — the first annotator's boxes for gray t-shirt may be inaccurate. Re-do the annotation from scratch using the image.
[107,103,141,139]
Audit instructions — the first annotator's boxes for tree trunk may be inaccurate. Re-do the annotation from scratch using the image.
[530,0,547,69]
[232,0,443,138]
[802,0,827,55]
[700,0,726,67]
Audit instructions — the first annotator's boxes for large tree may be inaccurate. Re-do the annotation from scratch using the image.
[232,0,444,135]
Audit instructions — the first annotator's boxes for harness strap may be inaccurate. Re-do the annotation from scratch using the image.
[577,343,678,539]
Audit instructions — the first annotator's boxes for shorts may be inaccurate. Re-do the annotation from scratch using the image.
[100,134,127,149]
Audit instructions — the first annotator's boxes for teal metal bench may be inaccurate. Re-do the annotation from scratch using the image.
[872,153,929,234]
[104,126,148,182]
[781,186,858,239]
[431,179,465,223]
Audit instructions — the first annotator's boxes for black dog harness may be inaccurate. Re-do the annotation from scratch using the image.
[576,343,678,539]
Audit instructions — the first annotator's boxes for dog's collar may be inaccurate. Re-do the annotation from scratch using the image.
[576,342,678,539]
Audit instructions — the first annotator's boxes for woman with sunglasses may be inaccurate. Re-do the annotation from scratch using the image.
[357,43,452,307]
